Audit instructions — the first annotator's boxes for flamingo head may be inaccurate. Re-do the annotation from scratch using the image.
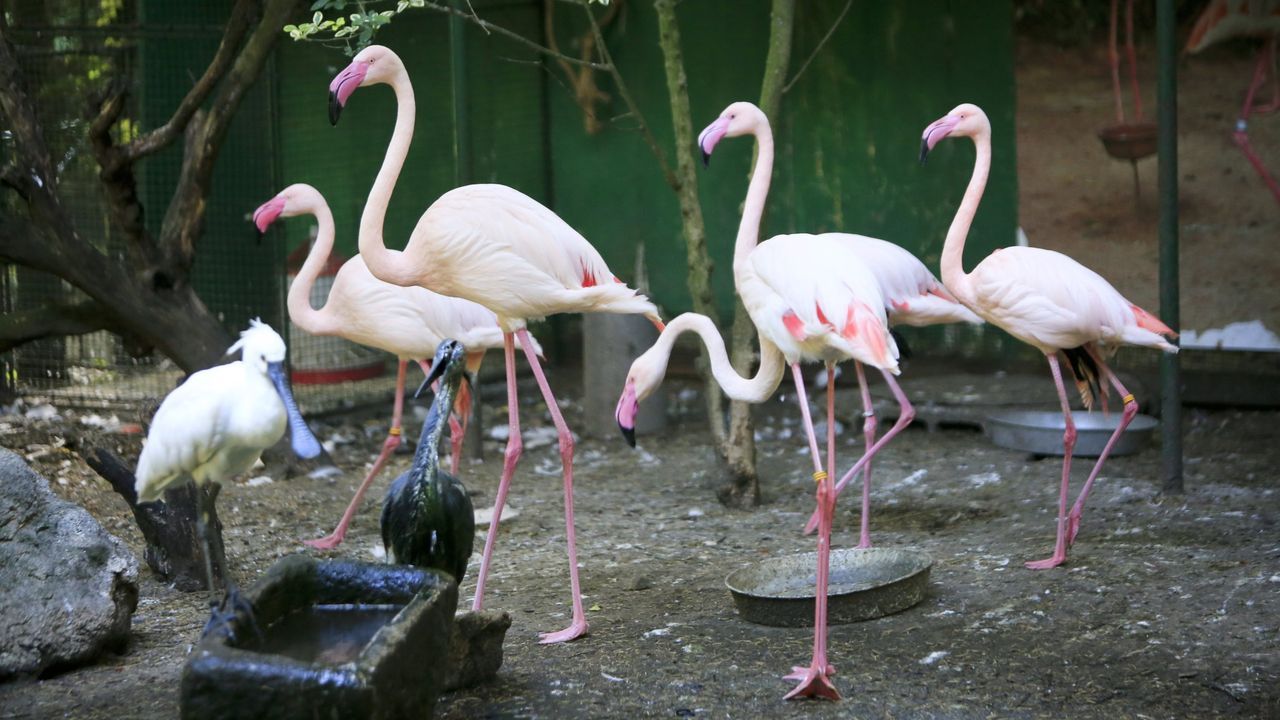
[919,103,988,163]
[252,184,322,233]
[697,101,767,166]
[614,347,668,447]
[328,44,403,125]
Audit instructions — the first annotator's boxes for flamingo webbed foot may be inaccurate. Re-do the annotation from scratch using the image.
[1025,554,1067,570]
[537,618,589,645]
[302,532,346,550]
[782,663,841,701]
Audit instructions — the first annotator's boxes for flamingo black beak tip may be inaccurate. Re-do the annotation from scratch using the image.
[918,139,931,165]
[618,422,636,448]
[328,92,343,126]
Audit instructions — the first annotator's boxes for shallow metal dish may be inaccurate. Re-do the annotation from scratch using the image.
[984,409,1158,457]
[1098,122,1157,160]
[725,547,932,628]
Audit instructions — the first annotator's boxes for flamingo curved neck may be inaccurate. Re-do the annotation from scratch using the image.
[358,71,417,287]
[939,129,991,304]
[287,202,337,335]
[657,313,785,403]
[733,117,775,273]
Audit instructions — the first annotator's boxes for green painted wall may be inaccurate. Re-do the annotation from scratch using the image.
[547,0,1019,357]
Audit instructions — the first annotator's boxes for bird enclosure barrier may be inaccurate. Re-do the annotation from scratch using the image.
[0,0,395,417]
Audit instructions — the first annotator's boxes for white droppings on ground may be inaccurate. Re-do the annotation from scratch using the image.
[895,469,928,488]
[246,475,273,487]
[967,471,1001,487]
[919,650,950,665]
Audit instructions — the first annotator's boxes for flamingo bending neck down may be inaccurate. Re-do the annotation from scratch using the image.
[616,311,787,445]
[253,184,536,551]
[921,103,1178,570]
[329,44,663,644]
[691,100,910,701]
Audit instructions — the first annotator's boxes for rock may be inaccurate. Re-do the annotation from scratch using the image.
[0,448,139,678]
[444,610,512,691]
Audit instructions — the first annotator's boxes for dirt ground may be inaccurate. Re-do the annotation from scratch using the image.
[2,37,1279,720]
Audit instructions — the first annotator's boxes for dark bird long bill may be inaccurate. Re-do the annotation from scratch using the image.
[267,361,323,459]
[919,137,931,165]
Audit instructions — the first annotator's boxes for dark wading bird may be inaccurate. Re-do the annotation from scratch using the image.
[381,339,476,584]
[134,320,323,638]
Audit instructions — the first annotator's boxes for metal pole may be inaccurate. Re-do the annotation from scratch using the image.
[1157,0,1183,494]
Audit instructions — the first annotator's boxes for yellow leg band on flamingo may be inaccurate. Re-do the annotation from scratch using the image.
[813,470,828,484]
[389,427,402,436]
[1122,394,1135,405]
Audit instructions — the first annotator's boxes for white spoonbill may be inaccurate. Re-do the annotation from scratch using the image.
[252,184,537,550]
[920,103,1178,569]
[135,320,322,633]
[328,45,663,644]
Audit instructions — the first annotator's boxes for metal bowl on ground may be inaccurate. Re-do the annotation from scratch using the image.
[725,547,932,628]
[1098,122,1157,160]
[984,409,1158,457]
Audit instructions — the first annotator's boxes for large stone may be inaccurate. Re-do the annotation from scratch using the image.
[0,448,139,678]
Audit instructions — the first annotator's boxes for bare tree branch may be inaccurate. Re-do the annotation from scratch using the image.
[125,0,257,162]
[782,0,852,95]
[0,299,122,353]
[158,0,297,270]
[418,0,607,69]
[583,1,679,189]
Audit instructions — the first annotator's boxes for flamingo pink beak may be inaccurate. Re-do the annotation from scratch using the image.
[697,116,731,166]
[919,114,961,163]
[615,380,639,447]
[252,196,286,233]
[328,61,369,125]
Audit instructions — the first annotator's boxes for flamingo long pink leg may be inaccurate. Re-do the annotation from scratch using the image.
[781,363,840,701]
[804,363,878,545]
[471,334,522,612]
[826,368,915,514]
[304,359,411,550]
[1233,35,1280,203]
[1063,345,1140,546]
[516,328,589,644]
[1026,352,1077,570]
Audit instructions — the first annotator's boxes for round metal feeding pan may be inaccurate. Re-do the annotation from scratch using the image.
[1097,122,1157,161]
[984,409,1158,458]
[725,547,932,628]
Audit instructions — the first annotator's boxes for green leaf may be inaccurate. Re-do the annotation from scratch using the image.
[312,11,323,24]
[309,0,328,10]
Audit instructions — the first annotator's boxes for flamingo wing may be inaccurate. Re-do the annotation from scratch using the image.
[968,247,1147,351]
[416,184,653,323]
[832,233,982,326]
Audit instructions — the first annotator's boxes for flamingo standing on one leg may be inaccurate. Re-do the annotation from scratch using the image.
[695,101,903,701]
[920,103,1178,570]
[799,234,984,545]
[253,184,540,550]
[327,45,663,644]
[1186,0,1280,203]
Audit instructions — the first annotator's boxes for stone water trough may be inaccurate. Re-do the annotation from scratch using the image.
[181,555,467,720]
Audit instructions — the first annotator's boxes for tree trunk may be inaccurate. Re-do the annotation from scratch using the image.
[80,444,227,591]
[718,0,796,508]
[651,0,728,447]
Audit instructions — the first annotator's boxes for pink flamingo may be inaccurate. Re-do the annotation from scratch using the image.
[697,100,902,700]
[1186,0,1280,203]
[328,45,663,644]
[252,184,538,550]
[799,234,984,544]
[920,103,1178,570]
